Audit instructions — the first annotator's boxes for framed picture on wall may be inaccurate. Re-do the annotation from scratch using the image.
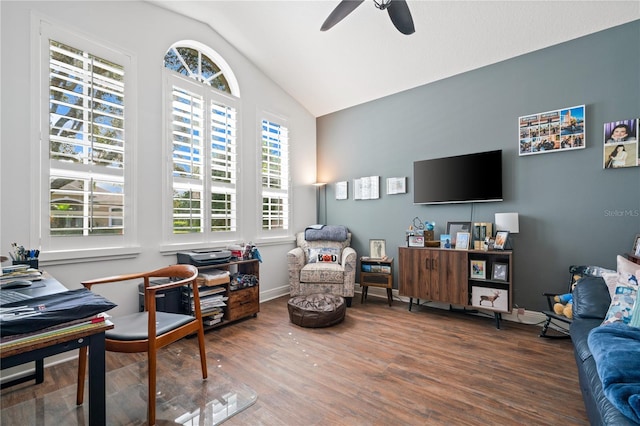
[519,105,585,156]
[603,118,639,169]
[335,181,348,200]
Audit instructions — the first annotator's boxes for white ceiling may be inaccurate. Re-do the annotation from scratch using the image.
[152,1,640,117]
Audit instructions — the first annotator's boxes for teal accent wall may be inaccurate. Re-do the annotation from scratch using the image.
[317,20,640,311]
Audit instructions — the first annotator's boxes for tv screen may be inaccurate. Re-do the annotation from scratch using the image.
[413,150,503,204]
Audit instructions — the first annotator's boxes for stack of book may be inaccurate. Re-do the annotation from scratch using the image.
[1,265,42,284]
[0,312,109,350]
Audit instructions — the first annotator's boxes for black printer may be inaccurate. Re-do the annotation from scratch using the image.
[177,250,232,266]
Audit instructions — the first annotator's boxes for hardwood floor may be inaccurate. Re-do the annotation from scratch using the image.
[1,295,588,425]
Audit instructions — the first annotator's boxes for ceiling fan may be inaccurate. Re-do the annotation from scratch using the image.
[321,0,415,35]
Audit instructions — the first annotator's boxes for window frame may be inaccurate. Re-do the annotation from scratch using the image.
[161,60,241,249]
[258,112,291,239]
[31,18,138,262]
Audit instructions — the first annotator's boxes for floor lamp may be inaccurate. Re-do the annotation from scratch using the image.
[313,182,326,224]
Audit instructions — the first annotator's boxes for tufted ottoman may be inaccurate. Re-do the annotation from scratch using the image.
[287,293,346,328]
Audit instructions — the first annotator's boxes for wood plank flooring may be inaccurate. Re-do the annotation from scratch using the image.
[1,295,588,425]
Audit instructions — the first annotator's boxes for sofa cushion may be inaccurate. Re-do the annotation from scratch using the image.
[588,323,640,424]
[573,276,611,320]
[571,318,604,362]
[300,262,345,284]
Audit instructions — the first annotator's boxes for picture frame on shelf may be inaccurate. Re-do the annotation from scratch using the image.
[494,231,509,250]
[492,263,508,281]
[369,239,386,259]
[471,286,508,312]
[408,235,425,247]
[446,222,471,246]
[440,234,452,249]
[470,260,486,279]
[455,232,470,250]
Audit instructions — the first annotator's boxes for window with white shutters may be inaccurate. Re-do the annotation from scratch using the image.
[36,22,135,258]
[261,118,290,231]
[164,43,239,241]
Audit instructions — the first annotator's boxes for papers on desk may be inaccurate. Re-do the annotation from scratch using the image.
[0,268,42,283]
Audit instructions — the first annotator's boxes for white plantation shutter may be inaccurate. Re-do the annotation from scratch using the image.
[169,83,237,234]
[261,118,289,231]
[48,39,125,236]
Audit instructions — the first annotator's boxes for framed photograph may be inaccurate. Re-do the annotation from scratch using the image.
[494,231,509,250]
[603,118,638,169]
[492,263,508,281]
[633,234,640,256]
[455,232,470,250]
[335,181,348,200]
[446,222,471,246]
[519,104,585,156]
[470,260,486,279]
[386,177,407,195]
[369,239,386,259]
[408,235,425,247]
[471,286,508,313]
[440,234,452,249]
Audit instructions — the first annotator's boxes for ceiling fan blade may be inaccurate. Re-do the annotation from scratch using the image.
[387,0,415,35]
[321,0,365,31]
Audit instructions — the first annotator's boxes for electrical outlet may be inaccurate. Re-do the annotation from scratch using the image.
[517,307,525,316]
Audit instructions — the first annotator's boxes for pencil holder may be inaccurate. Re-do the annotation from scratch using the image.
[13,259,39,269]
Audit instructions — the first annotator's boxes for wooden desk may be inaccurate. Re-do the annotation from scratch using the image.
[0,274,113,426]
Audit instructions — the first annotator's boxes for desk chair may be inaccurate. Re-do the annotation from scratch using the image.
[76,264,207,425]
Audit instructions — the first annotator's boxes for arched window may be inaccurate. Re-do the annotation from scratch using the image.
[163,42,240,241]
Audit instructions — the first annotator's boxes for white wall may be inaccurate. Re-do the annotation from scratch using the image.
[1,1,317,315]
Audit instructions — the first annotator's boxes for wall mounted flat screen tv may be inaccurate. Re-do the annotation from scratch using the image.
[413,150,503,204]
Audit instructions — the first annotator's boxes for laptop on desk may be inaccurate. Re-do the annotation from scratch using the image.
[0,274,67,305]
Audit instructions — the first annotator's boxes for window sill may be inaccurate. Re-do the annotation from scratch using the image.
[38,246,141,266]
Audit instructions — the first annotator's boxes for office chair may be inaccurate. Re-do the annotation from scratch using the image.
[76,264,207,425]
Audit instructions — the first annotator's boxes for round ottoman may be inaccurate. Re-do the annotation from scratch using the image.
[287,293,346,328]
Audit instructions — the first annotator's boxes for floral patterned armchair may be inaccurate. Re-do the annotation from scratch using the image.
[287,231,357,306]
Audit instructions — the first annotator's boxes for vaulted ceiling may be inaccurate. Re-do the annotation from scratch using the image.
[152,1,640,117]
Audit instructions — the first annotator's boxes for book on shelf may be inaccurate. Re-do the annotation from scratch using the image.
[183,285,226,298]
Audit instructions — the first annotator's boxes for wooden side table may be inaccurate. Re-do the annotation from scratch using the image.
[360,257,394,306]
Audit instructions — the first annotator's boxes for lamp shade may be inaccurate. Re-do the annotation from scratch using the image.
[495,212,519,234]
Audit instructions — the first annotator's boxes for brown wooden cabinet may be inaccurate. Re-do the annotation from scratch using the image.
[398,247,467,307]
[399,246,514,328]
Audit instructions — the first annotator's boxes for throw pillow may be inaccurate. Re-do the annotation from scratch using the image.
[308,247,340,264]
[603,285,637,325]
[618,255,639,278]
[602,272,619,299]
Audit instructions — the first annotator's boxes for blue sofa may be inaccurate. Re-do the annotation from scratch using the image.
[570,276,640,425]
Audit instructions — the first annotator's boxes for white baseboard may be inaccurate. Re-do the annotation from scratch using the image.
[357,285,548,326]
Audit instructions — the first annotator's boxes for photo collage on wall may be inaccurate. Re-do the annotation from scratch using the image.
[604,118,639,169]
[519,105,585,156]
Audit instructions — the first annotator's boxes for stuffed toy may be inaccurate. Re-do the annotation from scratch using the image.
[553,293,573,319]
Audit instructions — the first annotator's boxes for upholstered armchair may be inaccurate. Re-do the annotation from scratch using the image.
[287,229,357,306]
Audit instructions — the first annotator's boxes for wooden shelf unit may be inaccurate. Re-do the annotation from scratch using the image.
[360,257,394,306]
[398,247,513,328]
[185,258,260,330]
